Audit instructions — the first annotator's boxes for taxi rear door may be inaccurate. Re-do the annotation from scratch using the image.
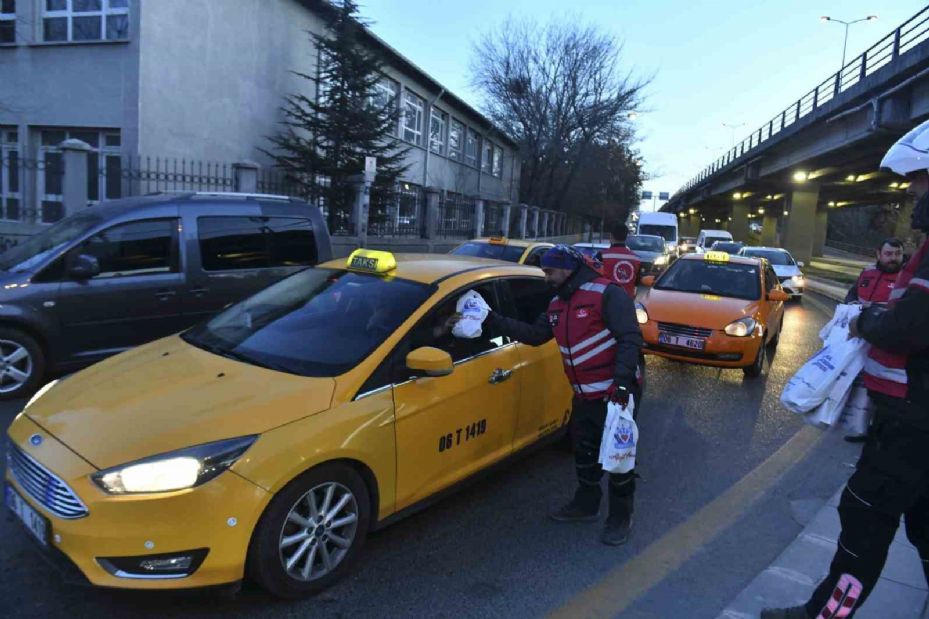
[391,280,520,510]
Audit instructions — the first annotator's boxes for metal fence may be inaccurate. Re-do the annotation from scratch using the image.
[675,5,929,196]
[483,202,506,236]
[0,153,63,223]
[110,155,235,197]
[437,192,476,238]
[369,183,423,238]
[256,169,357,236]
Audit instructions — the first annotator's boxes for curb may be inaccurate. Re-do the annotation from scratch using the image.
[804,276,847,303]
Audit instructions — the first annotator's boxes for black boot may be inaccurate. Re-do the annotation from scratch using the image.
[549,499,599,522]
[601,495,633,545]
[760,606,812,619]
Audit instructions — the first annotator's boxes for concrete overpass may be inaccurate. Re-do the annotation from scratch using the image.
[663,6,929,264]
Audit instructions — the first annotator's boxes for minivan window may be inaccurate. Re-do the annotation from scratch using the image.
[638,224,676,242]
[450,241,525,262]
[182,268,431,377]
[198,216,317,271]
[0,211,103,273]
[79,219,178,278]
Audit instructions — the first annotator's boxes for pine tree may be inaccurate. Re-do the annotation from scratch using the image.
[265,0,408,232]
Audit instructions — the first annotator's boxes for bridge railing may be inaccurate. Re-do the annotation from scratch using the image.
[675,6,929,197]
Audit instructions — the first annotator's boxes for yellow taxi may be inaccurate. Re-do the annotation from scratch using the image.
[635,251,789,377]
[449,237,554,266]
[5,250,571,598]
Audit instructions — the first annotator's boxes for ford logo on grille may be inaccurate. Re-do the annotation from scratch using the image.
[29,434,42,447]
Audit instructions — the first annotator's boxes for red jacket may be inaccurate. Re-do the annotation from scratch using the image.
[600,244,640,299]
[847,267,898,304]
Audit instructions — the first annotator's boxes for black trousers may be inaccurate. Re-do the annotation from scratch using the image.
[805,412,929,618]
[571,394,639,516]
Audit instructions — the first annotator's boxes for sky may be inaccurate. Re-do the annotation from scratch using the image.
[361,0,927,212]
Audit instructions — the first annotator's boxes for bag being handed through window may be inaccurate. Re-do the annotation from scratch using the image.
[452,290,491,339]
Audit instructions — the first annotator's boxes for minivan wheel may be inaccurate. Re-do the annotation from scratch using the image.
[246,463,371,599]
[0,328,45,401]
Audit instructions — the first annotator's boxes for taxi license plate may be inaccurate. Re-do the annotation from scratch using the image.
[5,484,49,548]
[658,332,706,351]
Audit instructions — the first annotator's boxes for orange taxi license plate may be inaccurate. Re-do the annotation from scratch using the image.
[658,332,706,351]
[5,484,49,548]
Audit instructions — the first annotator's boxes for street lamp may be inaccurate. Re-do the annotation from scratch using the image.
[821,15,878,73]
[722,122,745,149]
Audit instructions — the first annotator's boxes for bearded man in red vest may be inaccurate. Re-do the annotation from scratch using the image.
[486,244,644,546]
[763,121,929,619]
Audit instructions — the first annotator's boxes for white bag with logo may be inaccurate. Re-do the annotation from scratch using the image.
[599,396,637,474]
[781,305,868,414]
[802,362,860,428]
[836,383,873,435]
[451,290,491,339]
[818,304,860,343]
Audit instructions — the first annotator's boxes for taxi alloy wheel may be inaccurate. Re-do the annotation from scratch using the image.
[0,328,45,401]
[247,463,371,599]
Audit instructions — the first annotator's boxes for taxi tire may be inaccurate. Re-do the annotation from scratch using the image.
[743,342,765,378]
[0,327,45,401]
[246,463,371,599]
[768,318,784,349]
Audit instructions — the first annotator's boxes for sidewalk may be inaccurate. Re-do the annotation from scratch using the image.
[716,486,928,618]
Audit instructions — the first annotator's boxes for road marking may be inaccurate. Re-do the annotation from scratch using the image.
[547,425,824,619]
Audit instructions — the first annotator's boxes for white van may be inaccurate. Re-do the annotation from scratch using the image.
[636,212,679,257]
[696,229,733,253]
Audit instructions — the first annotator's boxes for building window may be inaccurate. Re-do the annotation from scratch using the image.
[1,128,21,221]
[370,77,399,135]
[402,90,424,145]
[465,128,479,168]
[43,0,129,44]
[429,108,447,156]
[481,140,493,174]
[38,128,121,223]
[448,119,463,161]
[0,1,15,44]
[493,145,504,177]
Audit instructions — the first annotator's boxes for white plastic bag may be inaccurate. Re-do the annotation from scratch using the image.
[599,396,638,474]
[802,362,861,428]
[781,304,868,414]
[836,383,873,435]
[451,290,490,339]
[819,304,860,342]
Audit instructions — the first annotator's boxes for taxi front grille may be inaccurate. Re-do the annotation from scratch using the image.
[657,322,713,339]
[7,444,88,519]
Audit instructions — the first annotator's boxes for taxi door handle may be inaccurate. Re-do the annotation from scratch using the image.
[489,368,513,384]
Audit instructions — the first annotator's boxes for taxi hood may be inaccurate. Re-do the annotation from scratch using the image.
[642,289,760,329]
[25,337,336,470]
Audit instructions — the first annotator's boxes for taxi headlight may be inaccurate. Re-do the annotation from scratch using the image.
[92,436,258,495]
[635,302,649,325]
[724,317,757,337]
[654,255,669,266]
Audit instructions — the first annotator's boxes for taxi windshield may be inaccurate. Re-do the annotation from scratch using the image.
[451,241,525,262]
[182,268,431,377]
[656,259,760,300]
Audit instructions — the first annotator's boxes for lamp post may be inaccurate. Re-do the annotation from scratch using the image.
[821,15,878,73]
[722,122,744,149]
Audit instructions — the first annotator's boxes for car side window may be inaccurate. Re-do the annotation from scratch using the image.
[73,219,178,279]
[764,266,778,293]
[498,277,551,324]
[198,216,317,271]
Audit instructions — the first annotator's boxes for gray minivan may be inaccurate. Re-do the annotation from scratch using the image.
[0,192,332,399]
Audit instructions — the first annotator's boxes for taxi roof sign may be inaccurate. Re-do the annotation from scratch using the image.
[346,249,397,274]
[704,250,731,263]
[488,236,508,245]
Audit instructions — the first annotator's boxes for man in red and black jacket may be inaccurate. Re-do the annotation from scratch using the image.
[485,245,643,546]
[600,224,642,299]
[843,238,904,306]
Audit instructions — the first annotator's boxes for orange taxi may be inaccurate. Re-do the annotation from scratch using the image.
[635,251,789,377]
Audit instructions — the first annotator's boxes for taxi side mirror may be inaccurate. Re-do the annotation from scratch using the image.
[768,289,790,302]
[406,346,454,377]
[640,275,656,287]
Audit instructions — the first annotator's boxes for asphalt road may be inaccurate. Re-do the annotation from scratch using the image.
[0,293,863,619]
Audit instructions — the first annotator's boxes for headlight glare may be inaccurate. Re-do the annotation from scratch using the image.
[635,303,649,325]
[724,317,757,337]
[654,255,669,266]
[92,435,257,495]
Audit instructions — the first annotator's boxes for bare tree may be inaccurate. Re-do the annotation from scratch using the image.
[471,17,648,220]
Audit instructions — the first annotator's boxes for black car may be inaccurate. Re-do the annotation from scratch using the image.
[0,192,332,399]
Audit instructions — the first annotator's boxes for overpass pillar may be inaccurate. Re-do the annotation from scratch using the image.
[761,212,778,246]
[813,204,828,257]
[730,203,750,243]
[783,186,819,267]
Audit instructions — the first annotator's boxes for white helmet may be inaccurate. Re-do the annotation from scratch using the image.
[881,118,929,175]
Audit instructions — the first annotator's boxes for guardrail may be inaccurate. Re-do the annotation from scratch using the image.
[673,5,929,198]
